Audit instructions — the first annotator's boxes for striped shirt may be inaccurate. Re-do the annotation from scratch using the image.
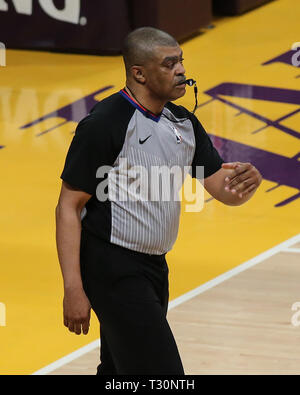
[61,89,224,255]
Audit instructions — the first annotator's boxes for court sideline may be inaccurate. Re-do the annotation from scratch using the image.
[39,233,300,375]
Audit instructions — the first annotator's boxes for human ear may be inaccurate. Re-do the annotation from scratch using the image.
[131,66,146,84]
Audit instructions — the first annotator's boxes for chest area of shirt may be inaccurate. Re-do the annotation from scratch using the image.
[119,112,195,168]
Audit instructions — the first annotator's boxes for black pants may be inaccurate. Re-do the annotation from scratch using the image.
[80,227,184,375]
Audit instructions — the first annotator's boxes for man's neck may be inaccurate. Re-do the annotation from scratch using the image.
[125,84,166,116]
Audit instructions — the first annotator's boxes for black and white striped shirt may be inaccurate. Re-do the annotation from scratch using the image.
[61,89,224,255]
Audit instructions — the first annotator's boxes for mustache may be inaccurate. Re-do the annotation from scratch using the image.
[176,78,186,85]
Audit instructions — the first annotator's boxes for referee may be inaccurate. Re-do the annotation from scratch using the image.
[55,27,262,375]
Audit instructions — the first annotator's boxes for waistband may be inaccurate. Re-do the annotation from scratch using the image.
[81,226,167,262]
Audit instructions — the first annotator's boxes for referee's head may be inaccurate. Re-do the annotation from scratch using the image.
[122,27,186,102]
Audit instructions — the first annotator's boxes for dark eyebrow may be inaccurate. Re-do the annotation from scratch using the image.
[161,52,183,64]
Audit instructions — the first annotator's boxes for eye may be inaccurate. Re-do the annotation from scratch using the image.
[172,59,184,68]
[167,62,176,69]
[163,57,184,69]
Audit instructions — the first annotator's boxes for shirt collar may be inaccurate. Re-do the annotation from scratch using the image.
[119,89,161,123]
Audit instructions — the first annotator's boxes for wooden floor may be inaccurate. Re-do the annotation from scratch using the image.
[1,0,300,375]
[49,242,300,375]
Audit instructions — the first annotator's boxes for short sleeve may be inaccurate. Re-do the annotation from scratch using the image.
[60,112,118,195]
[191,116,225,179]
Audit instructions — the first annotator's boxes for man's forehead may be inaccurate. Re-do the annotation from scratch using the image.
[152,45,183,61]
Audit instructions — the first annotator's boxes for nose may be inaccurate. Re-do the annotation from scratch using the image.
[176,61,185,76]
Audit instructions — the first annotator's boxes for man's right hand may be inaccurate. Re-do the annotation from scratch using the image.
[63,287,91,335]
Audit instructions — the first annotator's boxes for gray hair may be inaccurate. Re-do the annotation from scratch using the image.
[122,27,178,74]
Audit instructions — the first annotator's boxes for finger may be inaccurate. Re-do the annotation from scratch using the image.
[222,162,241,170]
[225,163,252,183]
[229,178,255,193]
[74,323,82,335]
[82,310,91,335]
[225,174,250,189]
[82,320,90,335]
[227,176,240,188]
[64,317,68,328]
[223,163,260,195]
[68,322,75,333]
[238,183,257,198]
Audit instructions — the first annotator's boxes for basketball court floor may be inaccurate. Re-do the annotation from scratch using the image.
[1,0,300,375]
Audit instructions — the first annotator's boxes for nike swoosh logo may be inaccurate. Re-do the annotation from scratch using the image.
[139,135,152,144]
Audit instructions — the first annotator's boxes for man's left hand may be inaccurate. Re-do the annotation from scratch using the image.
[221,162,262,199]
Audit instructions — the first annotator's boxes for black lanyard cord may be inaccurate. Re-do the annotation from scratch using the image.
[125,82,198,124]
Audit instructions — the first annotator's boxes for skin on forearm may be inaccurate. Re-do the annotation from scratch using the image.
[55,205,83,290]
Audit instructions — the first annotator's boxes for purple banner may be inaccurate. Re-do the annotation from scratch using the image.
[0,0,130,54]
